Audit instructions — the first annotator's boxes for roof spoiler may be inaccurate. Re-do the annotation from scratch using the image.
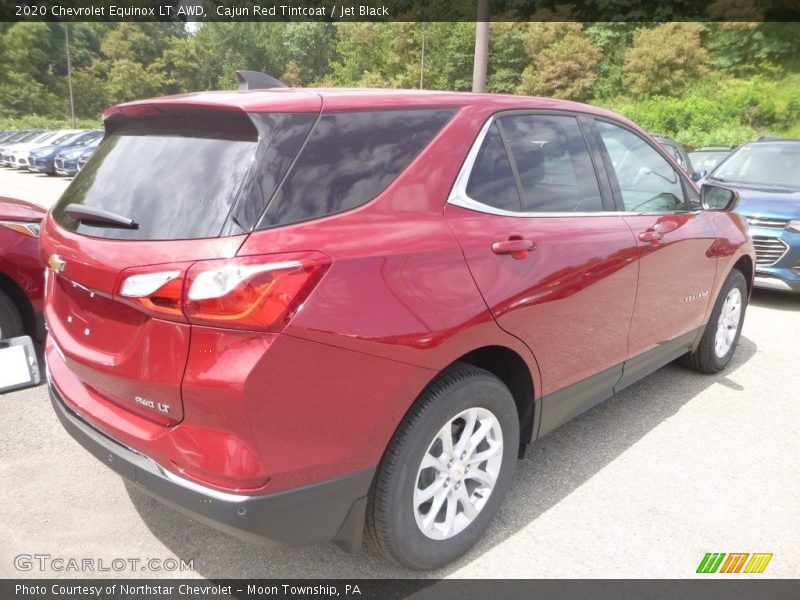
[236,70,287,91]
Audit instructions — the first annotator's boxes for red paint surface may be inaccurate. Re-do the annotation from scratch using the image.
[43,90,754,494]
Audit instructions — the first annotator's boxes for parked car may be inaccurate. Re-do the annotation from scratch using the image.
[3,130,78,169]
[0,130,22,144]
[76,143,97,172]
[689,146,735,179]
[650,133,693,173]
[54,138,101,176]
[1,130,58,168]
[41,84,754,570]
[0,129,40,150]
[705,138,800,292]
[0,130,43,165]
[28,130,103,175]
[0,197,46,340]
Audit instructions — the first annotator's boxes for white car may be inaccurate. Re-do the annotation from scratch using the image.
[2,130,81,169]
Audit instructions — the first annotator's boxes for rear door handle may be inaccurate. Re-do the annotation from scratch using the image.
[638,230,663,243]
[491,237,536,259]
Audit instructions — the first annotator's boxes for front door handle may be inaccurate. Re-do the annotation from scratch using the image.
[491,237,536,259]
[638,230,663,243]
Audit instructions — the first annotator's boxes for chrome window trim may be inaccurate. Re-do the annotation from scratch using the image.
[446,114,698,219]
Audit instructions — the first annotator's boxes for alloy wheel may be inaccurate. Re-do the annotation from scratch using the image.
[413,407,504,541]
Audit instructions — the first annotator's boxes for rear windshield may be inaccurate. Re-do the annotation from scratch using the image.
[52,110,260,240]
[53,107,455,240]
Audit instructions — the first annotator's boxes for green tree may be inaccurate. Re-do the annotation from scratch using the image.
[283,23,337,85]
[705,22,800,76]
[487,23,528,93]
[518,22,602,100]
[332,23,393,86]
[585,22,639,100]
[623,23,708,97]
[104,59,164,104]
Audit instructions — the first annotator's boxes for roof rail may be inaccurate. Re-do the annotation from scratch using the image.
[236,70,287,91]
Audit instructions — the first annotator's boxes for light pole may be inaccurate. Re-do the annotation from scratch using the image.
[420,23,426,90]
[472,0,490,92]
[64,24,76,128]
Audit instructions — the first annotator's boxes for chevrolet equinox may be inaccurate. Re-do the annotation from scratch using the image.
[42,83,755,570]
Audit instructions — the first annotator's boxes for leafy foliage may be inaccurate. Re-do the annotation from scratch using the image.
[0,21,798,147]
[517,22,602,100]
[623,23,708,97]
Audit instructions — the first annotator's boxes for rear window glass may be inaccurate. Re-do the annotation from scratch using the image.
[259,108,456,229]
[53,110,263,241]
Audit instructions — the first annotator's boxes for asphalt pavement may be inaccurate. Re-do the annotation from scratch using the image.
[0,167,797,579]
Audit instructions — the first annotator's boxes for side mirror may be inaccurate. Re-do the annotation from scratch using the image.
[691,170,707,182]
[701,183,739,211]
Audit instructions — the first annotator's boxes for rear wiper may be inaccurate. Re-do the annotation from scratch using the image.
[64,204,138,229]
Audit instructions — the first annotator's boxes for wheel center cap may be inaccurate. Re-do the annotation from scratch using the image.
[450,462,466,480]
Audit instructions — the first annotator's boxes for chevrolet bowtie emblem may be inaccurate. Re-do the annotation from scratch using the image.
[47,254,66,273]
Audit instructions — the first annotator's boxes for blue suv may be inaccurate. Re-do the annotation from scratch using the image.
[706,138,800,292]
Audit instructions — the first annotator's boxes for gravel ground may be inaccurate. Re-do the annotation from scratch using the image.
[0,167,798,579]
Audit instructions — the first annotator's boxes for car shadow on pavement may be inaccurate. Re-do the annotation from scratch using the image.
[125,336,758,579]
[750,289,799,313]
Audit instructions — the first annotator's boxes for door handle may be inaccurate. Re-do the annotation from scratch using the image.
[638,230,663,243]
[491,237,536,259]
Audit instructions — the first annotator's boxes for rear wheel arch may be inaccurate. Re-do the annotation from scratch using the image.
[378,344,537,474]
[0,273,36,339]
[443,346,536,454]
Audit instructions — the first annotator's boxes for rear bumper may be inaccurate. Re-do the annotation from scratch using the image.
[48,378,374,551]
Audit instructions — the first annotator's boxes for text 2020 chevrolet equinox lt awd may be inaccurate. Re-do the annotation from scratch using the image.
[42,81,755,570]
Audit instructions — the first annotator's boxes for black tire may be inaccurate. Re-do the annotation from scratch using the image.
[682,269,748,374]
[0,290,24,339]
[366,364,519,570]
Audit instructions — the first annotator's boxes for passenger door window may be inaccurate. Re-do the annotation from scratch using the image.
[463,114,604,214]
[596,120,687,213]
[499,114,604,213]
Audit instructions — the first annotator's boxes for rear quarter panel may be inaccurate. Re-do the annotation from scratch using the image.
[238,104,541,384]
[0,228,43,312]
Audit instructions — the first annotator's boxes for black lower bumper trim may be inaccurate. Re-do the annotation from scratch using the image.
[49,382,375,550]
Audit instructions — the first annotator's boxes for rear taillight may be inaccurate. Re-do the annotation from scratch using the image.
[116,262,193,322]
[115,253,330,331]
[118,269,186,321]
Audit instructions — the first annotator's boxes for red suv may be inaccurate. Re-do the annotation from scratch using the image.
[0,196,46,341]
[41,87,754,569]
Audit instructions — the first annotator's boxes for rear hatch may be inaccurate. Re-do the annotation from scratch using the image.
[42,103,320,425]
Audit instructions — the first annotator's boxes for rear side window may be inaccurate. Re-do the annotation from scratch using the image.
[52,110,313,240]
[259,109,455,229]
[466,123,522,212]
